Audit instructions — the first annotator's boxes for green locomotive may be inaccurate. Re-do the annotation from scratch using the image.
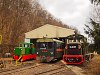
[13,42,36,61]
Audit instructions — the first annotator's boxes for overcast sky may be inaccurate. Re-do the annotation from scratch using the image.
[39,0,91,35]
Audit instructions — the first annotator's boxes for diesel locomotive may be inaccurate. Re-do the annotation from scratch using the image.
[13,42,36,61]
[36,38,64,62]
[63,34,87,64]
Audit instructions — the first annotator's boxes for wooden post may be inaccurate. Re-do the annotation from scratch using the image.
[0,35,2,44]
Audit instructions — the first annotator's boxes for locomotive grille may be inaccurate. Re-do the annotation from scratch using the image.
[65,57,82,63]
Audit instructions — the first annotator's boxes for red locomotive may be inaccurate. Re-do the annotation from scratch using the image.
[63,34,87,65]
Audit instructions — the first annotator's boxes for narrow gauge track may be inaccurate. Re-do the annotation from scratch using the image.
[30,62,67,75]
[0,62,31,73]
[32,62,75,75]
[0,63,42,75]
[0,61,66,75]
[0,61,77,75]
[34,65,66,75]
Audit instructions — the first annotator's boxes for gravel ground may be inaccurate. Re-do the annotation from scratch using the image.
[10,63,76,75]
[0,58,86,75]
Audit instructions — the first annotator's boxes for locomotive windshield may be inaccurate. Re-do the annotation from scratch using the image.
[67,44,81,55]
[37,42,53,49]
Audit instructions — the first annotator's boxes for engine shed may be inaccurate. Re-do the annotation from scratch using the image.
[25,24,75,44]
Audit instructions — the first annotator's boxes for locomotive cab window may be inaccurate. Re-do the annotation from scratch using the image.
[48,42,53,49]
[19,43,31,48]
[19,44,24,47]
[56,43,59,48]
[38,42,47,49]
[25,44,29,47]
[37,42,53,49]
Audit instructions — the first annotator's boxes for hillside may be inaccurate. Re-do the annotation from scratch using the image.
[0,0,69,53]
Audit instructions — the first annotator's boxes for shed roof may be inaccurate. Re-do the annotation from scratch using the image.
[25,24,75,39]
[37,38,64,43]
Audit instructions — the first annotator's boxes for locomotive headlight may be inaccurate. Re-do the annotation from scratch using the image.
[37,52,39,54]
[50,52,53,54]
[76,58,78,60]
[71,58,74,60]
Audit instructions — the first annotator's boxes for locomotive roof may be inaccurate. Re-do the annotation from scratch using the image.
[67,42,81,44]
[37,38,64,43]
[66,34,87,43]
[19,42,33,44]
[67,34,84,39]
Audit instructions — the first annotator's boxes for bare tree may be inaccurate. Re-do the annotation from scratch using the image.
[0,0,70,53]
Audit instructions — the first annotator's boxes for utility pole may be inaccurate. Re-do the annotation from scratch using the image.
[0,35,2,45]
[0,35,2,58]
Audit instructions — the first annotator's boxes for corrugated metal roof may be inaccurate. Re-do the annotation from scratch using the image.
[25,24,75,39]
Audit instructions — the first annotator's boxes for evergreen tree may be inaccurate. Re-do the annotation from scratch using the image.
[91,0,100,4]
[85,0,100,54]
[85,19,100,53]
